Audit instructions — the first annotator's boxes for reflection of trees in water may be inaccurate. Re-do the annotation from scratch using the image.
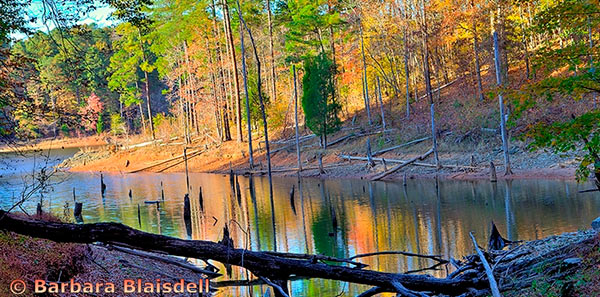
[8,171,600,295]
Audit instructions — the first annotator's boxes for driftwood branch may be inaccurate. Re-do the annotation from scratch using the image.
[128,149,205,173]
[348,251,447,263]
[469,232,502,297]
[339,155,481,170]
[370,148,434,181]
[258,276,290,297]
[372,136,431,156]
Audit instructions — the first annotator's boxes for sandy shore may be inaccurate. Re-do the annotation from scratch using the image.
[59,133,581,182]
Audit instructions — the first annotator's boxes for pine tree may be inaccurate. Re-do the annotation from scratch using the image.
[301,52,340,148]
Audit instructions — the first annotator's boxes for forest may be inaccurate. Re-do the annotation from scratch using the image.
[0,0,598,179]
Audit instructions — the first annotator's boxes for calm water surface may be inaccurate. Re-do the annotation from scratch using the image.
[1,148,599,296]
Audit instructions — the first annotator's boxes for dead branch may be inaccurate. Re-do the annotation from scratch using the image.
[469,232,501,297]
[370,148,434,181]
[338,154,481,170]
[372,136,431,156]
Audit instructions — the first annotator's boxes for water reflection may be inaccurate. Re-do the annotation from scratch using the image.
[1,150,600,295]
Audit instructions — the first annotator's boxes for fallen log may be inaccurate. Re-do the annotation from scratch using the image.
[244,163,349,175]
[370,148,434,181]
[268,134,316,145]
[372,136,431,156]
[156,149,205,173]
[127,149,204,173]
[418,79,457,101]
[269,135,317,155]
[0,210,482,296]
[339,154,480,171]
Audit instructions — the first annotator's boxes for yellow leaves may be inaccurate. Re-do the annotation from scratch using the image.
[581,159,592,168]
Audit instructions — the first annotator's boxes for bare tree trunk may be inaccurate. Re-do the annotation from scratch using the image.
[588,16,597,109]
[237,0,277,252]
[519,7,531,80]
[183,41,196,144]
[293,65,302,171]
[143,72,154,140]
[359,24,372,125]
[328,1,338,109]
[493,31,512,175]
[205,36,223,143]
[266,0,276,102]
[404,26,411,119]
[138,30,155,140]
[376,76,386,133]
[138,102,146,135]
[421,0,440,169]
[237,9,254,169]
[221,0,243,143]
[472,0,484,102]
[134,79,147,135]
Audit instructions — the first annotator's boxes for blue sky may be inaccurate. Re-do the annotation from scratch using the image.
[12,0,115,40]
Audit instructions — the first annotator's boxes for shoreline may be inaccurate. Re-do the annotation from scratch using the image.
[0,136,109,153]
[59,136,580,183]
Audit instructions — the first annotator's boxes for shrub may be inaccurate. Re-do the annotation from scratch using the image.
[110,113,126,136]
[96,113,104,135]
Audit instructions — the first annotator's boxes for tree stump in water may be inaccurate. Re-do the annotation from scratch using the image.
[74,202,83,223]
[161,181,164,201]
[100,174,106,195]
[183,194,192,237]
[198,186,204,211]
[490,161,497,182]
[137,204,141,228]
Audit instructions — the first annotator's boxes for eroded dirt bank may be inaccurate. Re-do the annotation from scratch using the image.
[58,125,581,183]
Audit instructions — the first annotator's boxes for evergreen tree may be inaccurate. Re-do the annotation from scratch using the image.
[301,52,340,148]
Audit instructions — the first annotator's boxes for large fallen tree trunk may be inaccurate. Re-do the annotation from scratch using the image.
[0,210,483,296]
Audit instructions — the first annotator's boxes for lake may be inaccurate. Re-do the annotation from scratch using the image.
[1,148,599,296]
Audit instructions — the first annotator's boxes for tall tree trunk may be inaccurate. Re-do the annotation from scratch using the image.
[471,0,485,102]
[421,0,440,169]
[238,9,254,169]
[588,16,597,108]
[328,1,338,110]
[221,0,243,143]
[143,71,154,140]
[266,0,277,102]
[138,102,146,134]
[403,10,411,119]
[359,24,372,125]
[138,30,155,140]
[293,65,302,171]
[376,76,386,133]
[518,7,531,80]
[205,37,223,143]
[237,0,277,252]
[184,41,196,144]
[493,31,512,176]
